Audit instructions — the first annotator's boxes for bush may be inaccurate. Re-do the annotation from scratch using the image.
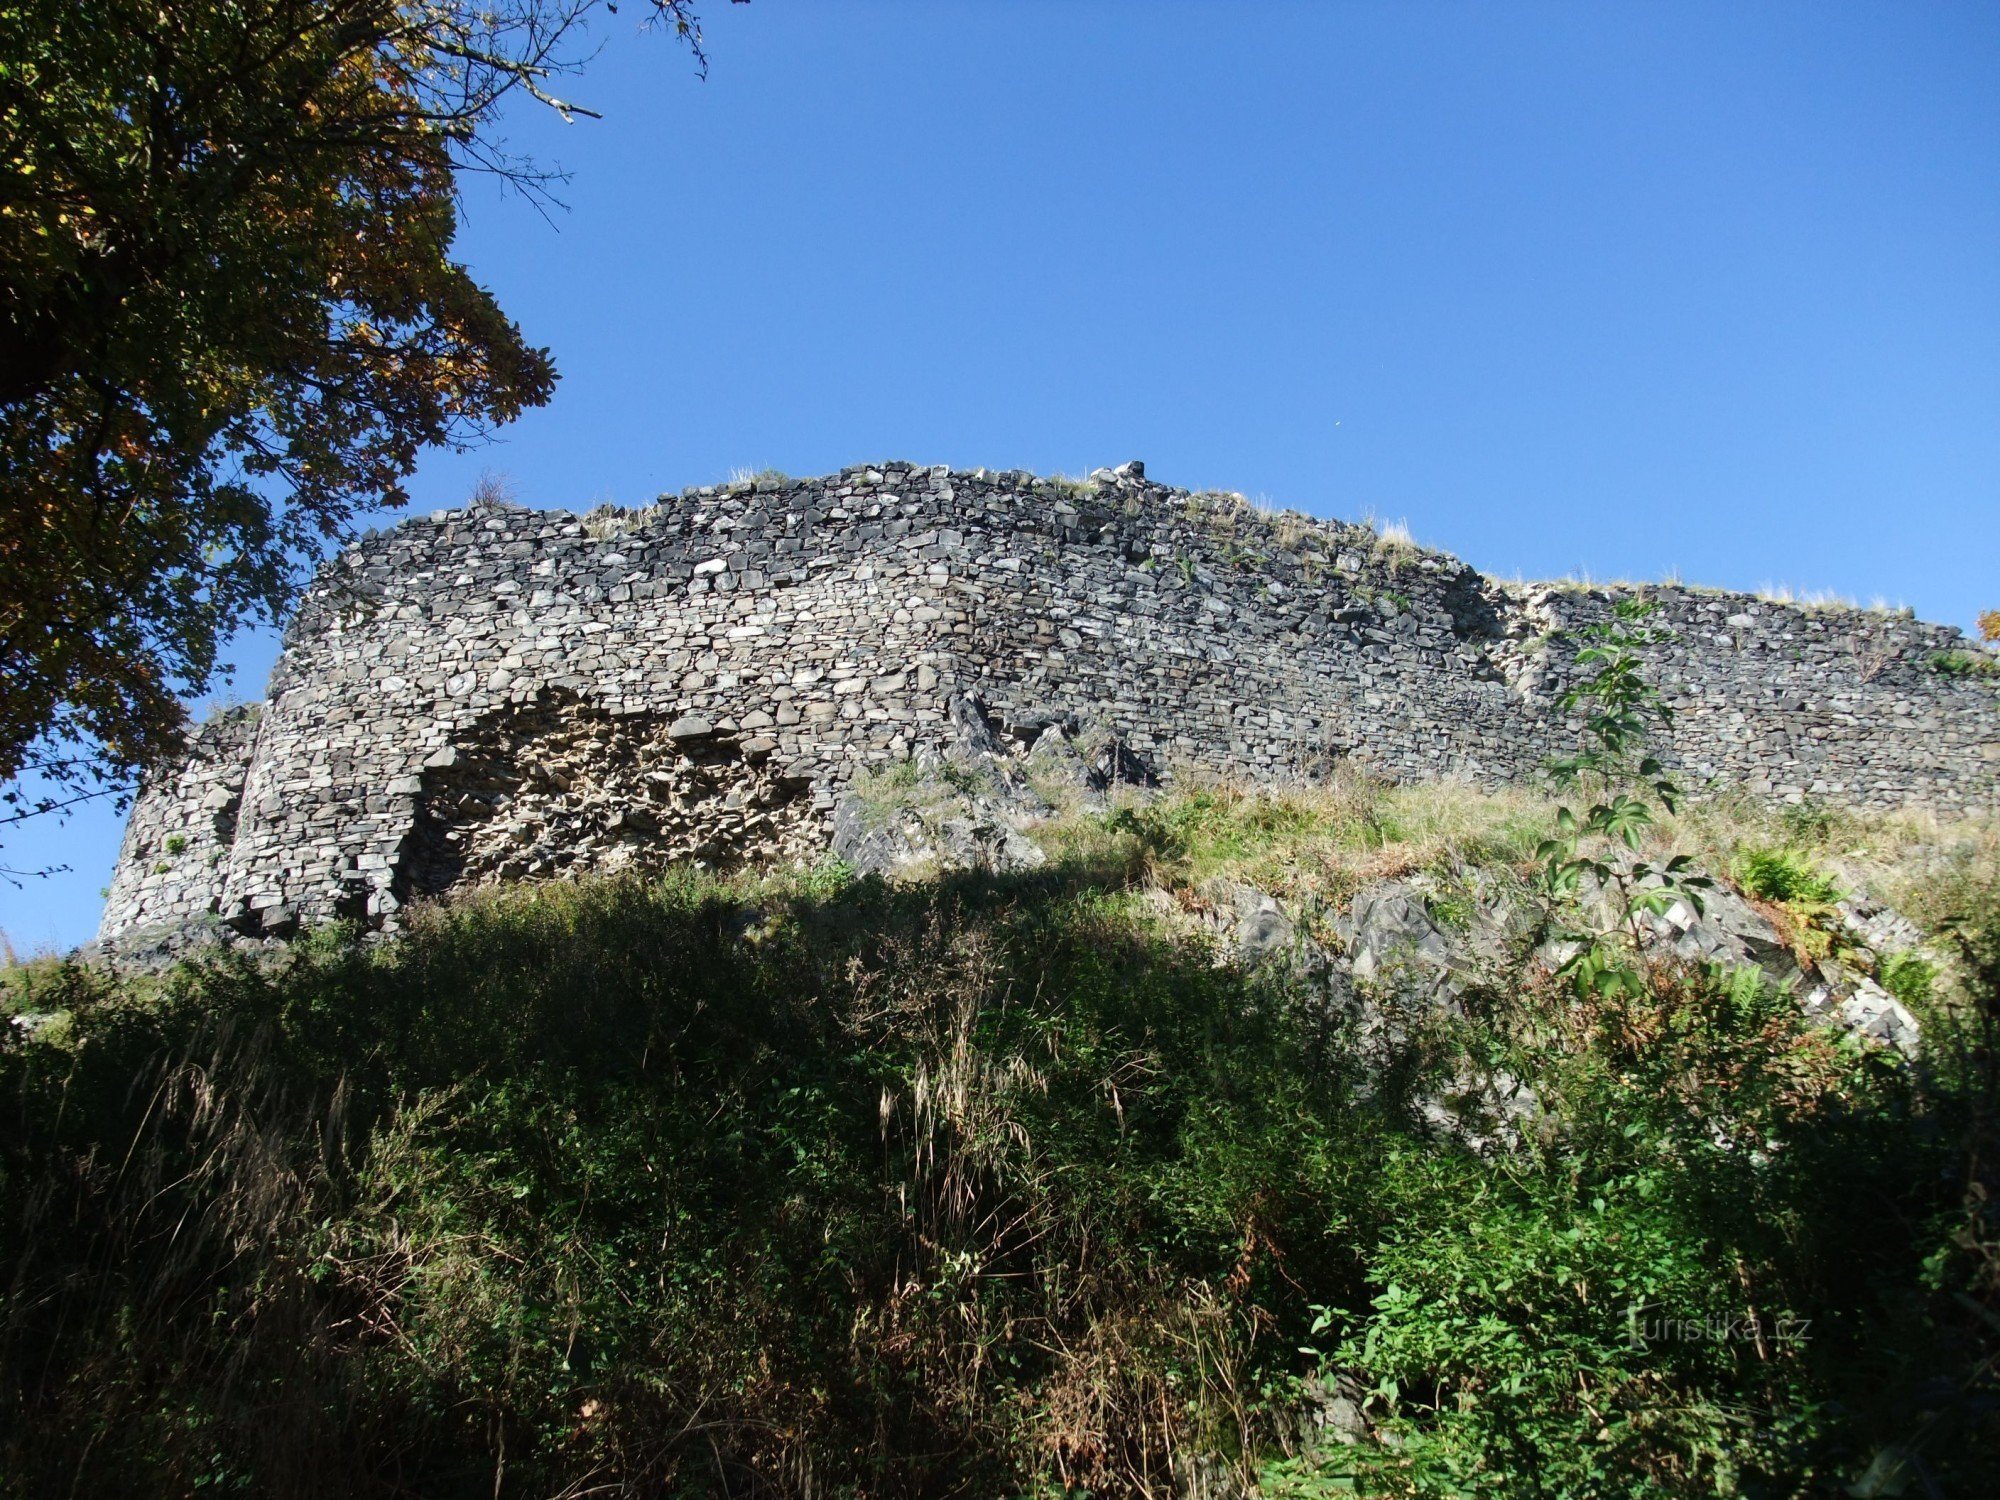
[1733,845,1841,907]
[0,867,1374,1495]
[1929,649,2000,681]
[1880,949,1937,1010]
[1267,954,1950,1497]
[2,825,1995,1495]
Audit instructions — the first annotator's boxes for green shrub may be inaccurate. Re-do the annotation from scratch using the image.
[1880,949,1936,1010]
[1929,649,2000,681]
[1269,949,1996,1497]
[3,842,1995,1495]
[0,867,1372,1495]
[1733,845,1841,907]
[1776,797,1843,849]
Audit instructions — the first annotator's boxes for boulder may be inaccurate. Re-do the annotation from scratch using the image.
[945,691,1007,761]
[1639,882,1810,991]
[1811,961,1922,1057]
[1338,882,1479,999]
[1188,877,1326,973]
[1025,724,1108,809]
[829,790,1046,878]
[1416,1065,1542,1155]
[75,913,239,973]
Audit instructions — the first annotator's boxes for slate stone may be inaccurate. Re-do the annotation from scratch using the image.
[667,715,715,742]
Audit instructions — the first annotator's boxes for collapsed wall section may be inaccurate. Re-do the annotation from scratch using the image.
[206,475,956,940]
[94,462,2000,952]
[398,690,823,897]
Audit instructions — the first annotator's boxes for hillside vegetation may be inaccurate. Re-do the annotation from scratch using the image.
[4,773,1998,1498]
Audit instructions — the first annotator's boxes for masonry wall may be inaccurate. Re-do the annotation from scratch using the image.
[97,462,2000,947]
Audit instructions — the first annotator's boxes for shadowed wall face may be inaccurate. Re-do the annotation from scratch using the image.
[97,464,2000,950]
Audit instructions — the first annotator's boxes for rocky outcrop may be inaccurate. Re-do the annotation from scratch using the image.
[1195,857,1928,1151]
[1610,878,1924,1058]
[828,692,1149,877]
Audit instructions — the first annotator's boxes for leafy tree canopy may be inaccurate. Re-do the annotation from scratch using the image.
[0,0,730,828]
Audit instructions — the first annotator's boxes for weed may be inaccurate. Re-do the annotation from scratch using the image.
[1756,583,1862,613]
[1359,513,1420,565]
[1733,846,1841,907]
[1777,797,1841,847]
[728,465,793,486]
[1880,949,1936,1009]
[1535,598,1711,1001]
[1425,885,1476,933]
[1931,649,2000,681]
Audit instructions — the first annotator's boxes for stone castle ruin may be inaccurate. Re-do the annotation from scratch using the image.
[97,461,2000,959]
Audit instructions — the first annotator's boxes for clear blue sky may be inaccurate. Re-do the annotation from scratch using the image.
[6,0,1997,953]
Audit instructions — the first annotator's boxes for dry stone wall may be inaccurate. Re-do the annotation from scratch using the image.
[97,461,2000,951]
